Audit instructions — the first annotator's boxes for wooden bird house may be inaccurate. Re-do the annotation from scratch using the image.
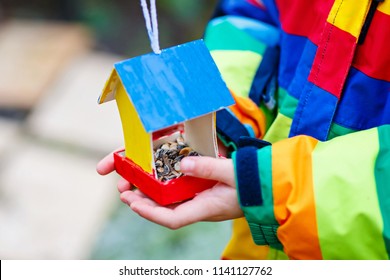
[98,39,234,205]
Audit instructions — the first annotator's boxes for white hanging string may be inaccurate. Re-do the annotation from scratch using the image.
[140,0,161,54]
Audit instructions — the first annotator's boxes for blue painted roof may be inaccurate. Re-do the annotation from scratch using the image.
[114,39,234,133]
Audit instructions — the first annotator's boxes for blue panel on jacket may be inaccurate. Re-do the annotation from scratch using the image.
[114,39,234,133]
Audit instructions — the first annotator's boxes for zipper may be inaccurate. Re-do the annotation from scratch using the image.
[358,0,385,44]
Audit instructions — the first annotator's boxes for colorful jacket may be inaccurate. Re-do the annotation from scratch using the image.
[204,0,390,259]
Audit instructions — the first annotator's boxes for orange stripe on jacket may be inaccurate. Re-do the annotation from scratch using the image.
[272,136,323,259]
[229,92,266,139]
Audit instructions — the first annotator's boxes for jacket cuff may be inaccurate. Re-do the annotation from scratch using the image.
[216,109,252,151]
[232,139,283,250]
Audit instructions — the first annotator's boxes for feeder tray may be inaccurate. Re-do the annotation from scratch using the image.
[114,150,217,205]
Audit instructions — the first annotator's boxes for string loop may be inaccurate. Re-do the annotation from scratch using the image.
[140,0,161,54]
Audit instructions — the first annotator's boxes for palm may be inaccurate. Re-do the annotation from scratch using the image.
[121,181,242,229]
[97,151,242,229]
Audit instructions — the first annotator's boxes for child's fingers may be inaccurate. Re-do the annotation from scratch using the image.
[96,147,123,175]
[120,190,155,207]
[128,201,195,229]
[121,190,217,229]
[96,153,115,175]
[120,190,179,228]
[117,178,133,193]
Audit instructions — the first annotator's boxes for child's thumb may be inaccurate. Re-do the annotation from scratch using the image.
[180,156,235,186]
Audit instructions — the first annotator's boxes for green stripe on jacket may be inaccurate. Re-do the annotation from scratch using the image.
[312,128,388,259]
[375,125,390,259]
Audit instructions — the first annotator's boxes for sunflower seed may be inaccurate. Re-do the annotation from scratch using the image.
[153,135,201,181]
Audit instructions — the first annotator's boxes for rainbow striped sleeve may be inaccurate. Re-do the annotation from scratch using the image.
[203,9,280,151]
[233,125,390,259]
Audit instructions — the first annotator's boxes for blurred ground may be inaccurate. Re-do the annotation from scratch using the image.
[0,0,231,260]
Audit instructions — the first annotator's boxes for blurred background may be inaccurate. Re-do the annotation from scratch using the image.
[0,0,233,260]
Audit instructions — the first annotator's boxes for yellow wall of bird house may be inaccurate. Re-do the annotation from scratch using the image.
[116,84,153,173]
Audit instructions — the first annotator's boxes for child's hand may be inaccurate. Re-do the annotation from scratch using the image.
[120,156,243,229]
[96,148,138,195]
[96,148,123,175]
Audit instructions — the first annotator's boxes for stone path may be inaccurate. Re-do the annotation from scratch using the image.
[0,49,122,259]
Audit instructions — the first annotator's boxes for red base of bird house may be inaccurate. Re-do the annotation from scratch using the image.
[113,150,217,206]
